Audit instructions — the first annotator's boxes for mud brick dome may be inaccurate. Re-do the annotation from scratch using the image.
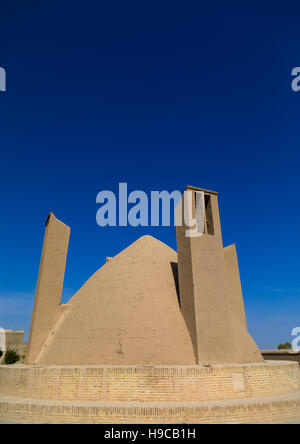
[26,186,262,366]
[1,186,300,424]
[30,235,195,365]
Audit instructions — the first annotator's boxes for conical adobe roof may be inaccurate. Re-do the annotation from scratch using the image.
[34,235,196,365]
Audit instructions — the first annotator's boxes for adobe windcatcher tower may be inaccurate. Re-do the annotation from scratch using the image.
[176,186,263,364]
[26,213,70,364]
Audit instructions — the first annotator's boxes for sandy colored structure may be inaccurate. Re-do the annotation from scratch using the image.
[1,361,300,424]
[0,330,26,357]
[25,187,262,366]
[176,186,262,364]
[30,235,195,365]
[26,213,70,364]
[1,186,300,424]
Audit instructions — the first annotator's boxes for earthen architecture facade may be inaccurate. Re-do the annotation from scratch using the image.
[0,330,26,357]
[1,186,299,424]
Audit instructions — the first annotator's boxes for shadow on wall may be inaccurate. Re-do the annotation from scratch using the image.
[170,262,180,307]
[262,350,300,367]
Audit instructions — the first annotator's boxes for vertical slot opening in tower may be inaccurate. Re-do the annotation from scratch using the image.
[205,194,215,235]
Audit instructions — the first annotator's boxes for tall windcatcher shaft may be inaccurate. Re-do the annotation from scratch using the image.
[176,186,262,364]
[26,213,70,364]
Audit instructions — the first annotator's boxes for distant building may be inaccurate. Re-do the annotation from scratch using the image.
[0,329,27,355]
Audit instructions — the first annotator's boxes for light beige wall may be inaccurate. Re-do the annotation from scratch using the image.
[1,396,300,424]
[26,213,70,364]
[0,330,26,359]
[176,224,198,360]
[0,362,299,402]
[224,244,247,329]
[1,362,300,424]
[5,330,25,355]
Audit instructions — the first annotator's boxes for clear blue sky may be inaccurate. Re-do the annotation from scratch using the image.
[0,1,299,349]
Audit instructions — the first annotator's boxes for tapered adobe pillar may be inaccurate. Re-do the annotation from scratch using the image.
[224,243,247,330]
[26,213,70,364]
[176,186,262,364]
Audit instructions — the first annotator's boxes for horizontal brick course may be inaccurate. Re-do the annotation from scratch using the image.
[0,361,299,423]
[0,361,299,402]
[0,394,300,424]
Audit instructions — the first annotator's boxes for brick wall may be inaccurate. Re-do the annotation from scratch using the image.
[0,362,299,403]
[1,362,300,423]
[1,330,26,356]
[0,395,300,424]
